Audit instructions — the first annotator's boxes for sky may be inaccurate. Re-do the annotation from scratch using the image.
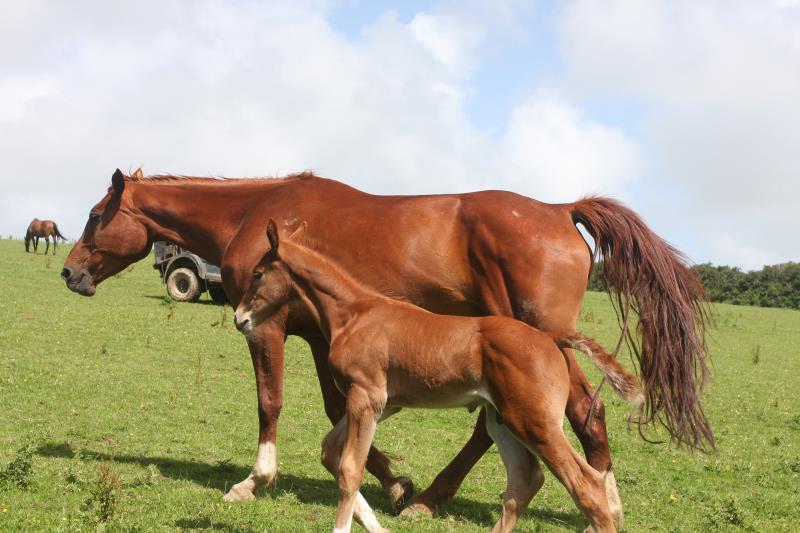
[1,0,798,270]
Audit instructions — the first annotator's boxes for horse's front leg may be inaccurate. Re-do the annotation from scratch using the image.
[223,318,286,502]
[44,236,50,255]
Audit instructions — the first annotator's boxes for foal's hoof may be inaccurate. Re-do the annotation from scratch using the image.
[222,484,257,502]
[385,476,414,514]
[398,501,436,518]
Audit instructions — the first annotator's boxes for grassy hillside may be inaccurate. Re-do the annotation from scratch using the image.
[0,239,798,532]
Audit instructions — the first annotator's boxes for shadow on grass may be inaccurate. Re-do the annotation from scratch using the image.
[173,517,258,532]
[142,294,224,306]
[37,441,585,530]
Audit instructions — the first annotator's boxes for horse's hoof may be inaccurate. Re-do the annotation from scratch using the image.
[385,476,414,515]
[398,501,436,518]
[222,484,257,502]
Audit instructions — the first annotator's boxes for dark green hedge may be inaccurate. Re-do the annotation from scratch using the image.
[587,261,800,310]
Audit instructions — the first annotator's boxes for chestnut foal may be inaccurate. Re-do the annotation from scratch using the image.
[235,221,642,533]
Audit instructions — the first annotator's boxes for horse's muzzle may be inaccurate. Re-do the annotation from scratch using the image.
[61,266,96,296]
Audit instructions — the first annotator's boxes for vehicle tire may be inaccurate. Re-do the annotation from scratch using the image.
[166,267,201,302]
[208,287,228,304]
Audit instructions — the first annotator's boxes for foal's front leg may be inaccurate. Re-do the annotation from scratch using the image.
[308,337,412,513]
[334,386,382,533]
[322,418,387,533]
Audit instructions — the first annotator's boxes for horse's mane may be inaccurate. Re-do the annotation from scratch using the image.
[124,171,319,185]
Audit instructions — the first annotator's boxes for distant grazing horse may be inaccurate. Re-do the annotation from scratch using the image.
[25,218,66,255]
[234,220,643,533]
[62,169,711,526]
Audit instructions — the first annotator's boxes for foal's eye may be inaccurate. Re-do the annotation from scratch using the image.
[253,271,263,280]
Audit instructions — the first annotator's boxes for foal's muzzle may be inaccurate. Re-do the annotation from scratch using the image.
[234,312,253,335]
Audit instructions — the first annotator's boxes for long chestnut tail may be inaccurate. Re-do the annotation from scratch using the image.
[571,196,714,451]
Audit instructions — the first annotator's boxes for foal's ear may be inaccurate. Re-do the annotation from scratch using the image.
[132,167,144,179]
[266,219,280,254]
[111,168,126,196]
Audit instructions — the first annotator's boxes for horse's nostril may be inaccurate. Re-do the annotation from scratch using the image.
[61,267,72,281]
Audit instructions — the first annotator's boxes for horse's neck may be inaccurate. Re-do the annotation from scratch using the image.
[129,181,270,265]
[283,241,374,338]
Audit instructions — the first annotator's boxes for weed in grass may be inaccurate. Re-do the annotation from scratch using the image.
[751,344,761,365]
[100,343,109,356]
[770,436,781,446]
[195,353,204,385]
[704,495,752,531]
[790,414,800,430]
[211,304,229,327]
[82,463,122,524]
[159,295,177,320]
[579,309,600,324]
[0,440,40,490]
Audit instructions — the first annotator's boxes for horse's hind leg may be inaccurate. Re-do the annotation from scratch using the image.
[44,236,50,255]
[485,406,544,533]
[401,407,493,516]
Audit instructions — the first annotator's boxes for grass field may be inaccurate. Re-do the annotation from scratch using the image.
[1,238,798,532]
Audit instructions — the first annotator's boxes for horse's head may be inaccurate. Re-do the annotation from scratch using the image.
[234,219,295,336]
[62,168,151,296]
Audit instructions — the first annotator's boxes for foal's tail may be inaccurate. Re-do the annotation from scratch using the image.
[570,196,714,452]
[553,332,644,407]
[53,223,67,241]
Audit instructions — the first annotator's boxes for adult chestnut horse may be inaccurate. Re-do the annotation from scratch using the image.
[25,218,66,255]
[62,169,711,524]
[234,220,644,533]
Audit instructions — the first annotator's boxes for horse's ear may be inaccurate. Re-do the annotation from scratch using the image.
[132,167,143,179]
[266,219,279,254]
[112,168,125,196]
[287,221,307,241]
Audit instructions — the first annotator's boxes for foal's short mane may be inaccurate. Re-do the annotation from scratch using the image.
[125,171,319,185]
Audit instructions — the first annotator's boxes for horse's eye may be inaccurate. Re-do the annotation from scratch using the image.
[89,213,101,224]
[253,271,263,280]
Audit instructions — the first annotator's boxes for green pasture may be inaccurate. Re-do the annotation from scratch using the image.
[1,239,798,532]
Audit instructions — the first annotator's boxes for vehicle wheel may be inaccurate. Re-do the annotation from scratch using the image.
[166,267,201,302]
[208,287,228,304]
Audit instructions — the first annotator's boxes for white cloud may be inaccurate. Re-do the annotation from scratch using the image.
[497,89,639,201]
[557,0,800,268]
[410,12,484,76]
[0,0,636,248]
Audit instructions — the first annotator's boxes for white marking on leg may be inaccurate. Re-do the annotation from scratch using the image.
[253,441,277,483]
[353,491,385,533]
[222,441,277,502]
[604,469,624,529]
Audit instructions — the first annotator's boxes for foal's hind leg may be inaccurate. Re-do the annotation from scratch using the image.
[485,406,544,533]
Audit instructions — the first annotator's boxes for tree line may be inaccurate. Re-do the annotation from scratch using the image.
[587,261,800,310]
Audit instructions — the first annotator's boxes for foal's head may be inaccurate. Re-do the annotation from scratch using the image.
[62,168,151,296]
[234,219,295,336]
